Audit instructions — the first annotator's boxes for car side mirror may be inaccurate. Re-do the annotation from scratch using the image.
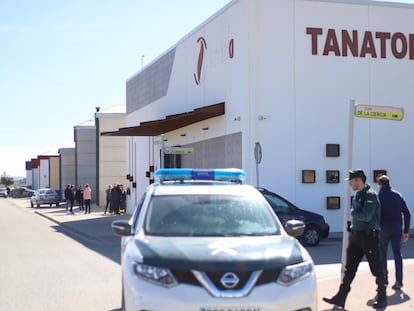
[111,220,132,236]
[285,219,305,237]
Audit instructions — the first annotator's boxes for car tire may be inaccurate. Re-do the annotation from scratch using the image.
[302,226,320,246]
[30,201,34,208]
[37,201,40,208]
[56,202,59,207]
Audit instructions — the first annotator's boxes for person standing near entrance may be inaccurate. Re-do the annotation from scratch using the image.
[104,184,112,214]
[323,169,387,309]
[377,175,411,290]
[64,184,75,214]
[83,184,92,214]
[75,185,84,213]
[110,184,122,215]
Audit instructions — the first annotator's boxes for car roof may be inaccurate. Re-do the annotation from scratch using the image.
[151,182,264,198]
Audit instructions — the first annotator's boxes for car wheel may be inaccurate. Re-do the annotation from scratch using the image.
[37,201,40,208]
[30,201,34,208]
[56,202,59,207]
[302,226,320,246]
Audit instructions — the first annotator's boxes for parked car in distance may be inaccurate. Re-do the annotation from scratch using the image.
[257,187,330,246]
[30,188,60,207]
[0,188,8,198]
[9,187,35,198]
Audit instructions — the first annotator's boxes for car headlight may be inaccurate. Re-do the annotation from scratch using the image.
[133,263,177,287]
[277,260,313,286]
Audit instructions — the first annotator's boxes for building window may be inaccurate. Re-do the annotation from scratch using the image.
[302,170,316,183]
[327,196,340,210]
[326,170,340,184]
[326,144,340,157]
[373,170,387,182]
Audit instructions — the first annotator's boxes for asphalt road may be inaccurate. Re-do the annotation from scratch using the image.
[0,198,122,311]
[2,197,414,311]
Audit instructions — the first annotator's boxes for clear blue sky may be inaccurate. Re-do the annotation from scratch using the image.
[0,0,231,177]
[0,0,413,177]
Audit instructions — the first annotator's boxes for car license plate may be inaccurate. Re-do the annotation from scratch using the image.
[200,307,261,311]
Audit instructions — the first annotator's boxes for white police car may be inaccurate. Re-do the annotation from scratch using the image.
[112,169,317,311]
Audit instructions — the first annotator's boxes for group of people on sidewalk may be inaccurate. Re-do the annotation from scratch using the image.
[64,184,92,214]
[323,170,411,309]
[103,183,127,215]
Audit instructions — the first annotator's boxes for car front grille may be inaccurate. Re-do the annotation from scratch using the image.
[171,267,283,288]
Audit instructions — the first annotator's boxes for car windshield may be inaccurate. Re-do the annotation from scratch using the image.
[144,194,279,237]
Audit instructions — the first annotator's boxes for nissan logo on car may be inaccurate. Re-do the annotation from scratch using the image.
[220,272,239,289]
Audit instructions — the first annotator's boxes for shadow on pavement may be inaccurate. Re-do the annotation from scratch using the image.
[385,290,411,307]
[48,218,123,264]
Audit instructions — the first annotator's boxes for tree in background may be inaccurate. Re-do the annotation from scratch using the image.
[1,172,14,187]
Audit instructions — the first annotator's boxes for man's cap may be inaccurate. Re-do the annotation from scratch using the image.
[346,169,366,180]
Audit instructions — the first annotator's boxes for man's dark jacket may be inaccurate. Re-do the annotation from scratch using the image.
[379,186,411,234]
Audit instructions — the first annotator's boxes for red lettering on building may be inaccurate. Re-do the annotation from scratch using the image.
[306,27,323,55]
[323,29,340,56]
[391,32,407,59]
[375,32,391,58]
[307,27,414,60]
[342,30,358,57]
[194,37,207,85]
[360,31,377,58]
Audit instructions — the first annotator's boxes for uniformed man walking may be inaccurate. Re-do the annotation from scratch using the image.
[377,175,411,290]
[323,169,387,309]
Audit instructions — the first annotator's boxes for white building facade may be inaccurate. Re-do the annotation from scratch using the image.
[95,105,127,206]
[109,0,414,233]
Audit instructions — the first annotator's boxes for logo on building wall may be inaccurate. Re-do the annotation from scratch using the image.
[229,38,234,59]
[194,37,207,85]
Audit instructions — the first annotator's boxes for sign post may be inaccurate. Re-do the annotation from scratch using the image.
[254,142,262,187]
[341,101,404,277]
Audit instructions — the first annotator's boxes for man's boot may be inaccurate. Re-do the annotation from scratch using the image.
[322,284,349,308]
[373,286,387,309]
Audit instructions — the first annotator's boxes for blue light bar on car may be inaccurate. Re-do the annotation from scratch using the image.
[155,168,246,182]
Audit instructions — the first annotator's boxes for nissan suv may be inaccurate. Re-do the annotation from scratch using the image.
[112,168,317,311]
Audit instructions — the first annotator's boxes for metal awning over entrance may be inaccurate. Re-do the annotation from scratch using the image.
[101,102,225,137]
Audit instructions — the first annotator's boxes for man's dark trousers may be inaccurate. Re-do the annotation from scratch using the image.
[342,230,386,296]
[380,223,403,284]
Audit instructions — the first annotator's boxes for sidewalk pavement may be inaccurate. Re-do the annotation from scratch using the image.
[11,198,414,310]
[317,260,414,310]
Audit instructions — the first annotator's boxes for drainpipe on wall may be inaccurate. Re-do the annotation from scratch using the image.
[59,153,62,200]
[74,128,78,200]
[95,107,100,206]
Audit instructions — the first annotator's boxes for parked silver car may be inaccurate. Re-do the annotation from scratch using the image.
[0,188,8,198]
[30,188,60,207]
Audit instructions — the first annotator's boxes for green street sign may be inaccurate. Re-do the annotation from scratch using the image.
[164,147,194,155]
